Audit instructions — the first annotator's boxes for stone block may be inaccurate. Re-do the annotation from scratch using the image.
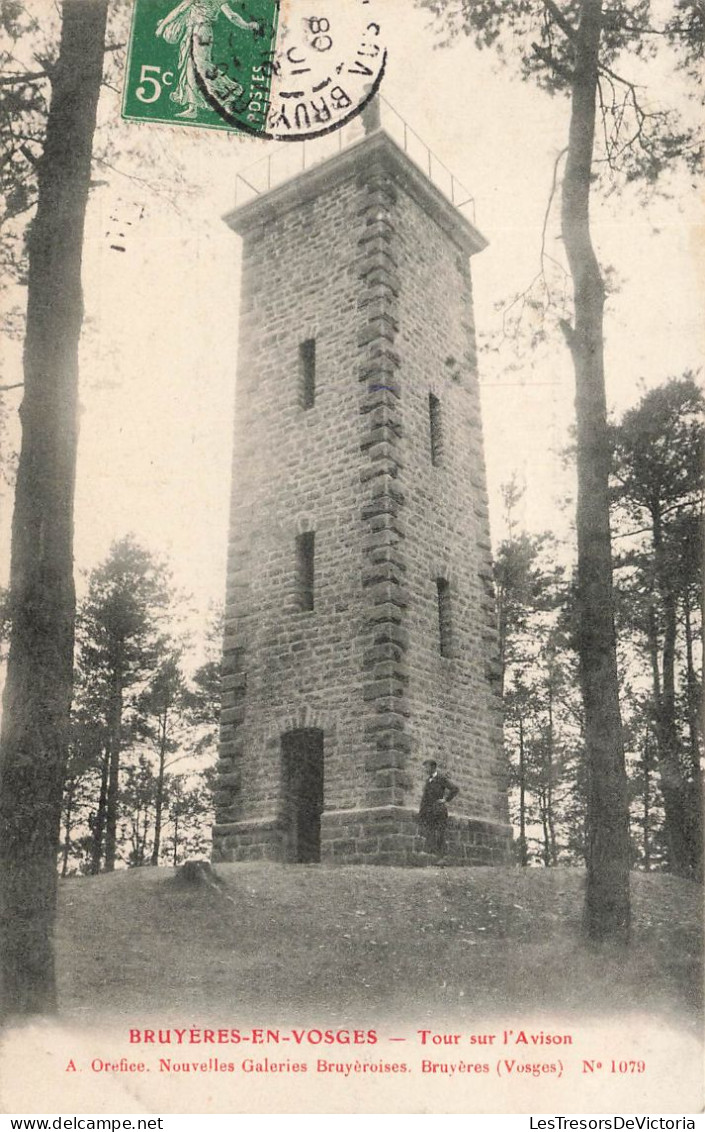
[364,748,407,772]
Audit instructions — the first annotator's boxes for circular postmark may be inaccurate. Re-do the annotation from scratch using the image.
[192,0,387,139]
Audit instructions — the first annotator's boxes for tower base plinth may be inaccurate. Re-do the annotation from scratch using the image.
[212,807,512,866]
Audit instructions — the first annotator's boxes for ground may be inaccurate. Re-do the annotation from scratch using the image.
[56,863,702,1027]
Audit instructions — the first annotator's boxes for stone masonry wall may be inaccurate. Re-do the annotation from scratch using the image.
[213,133,510,865]
[215,174,370,837]
[391,171,509,828]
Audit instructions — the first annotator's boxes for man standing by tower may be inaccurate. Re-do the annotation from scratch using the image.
[419,760,459,858]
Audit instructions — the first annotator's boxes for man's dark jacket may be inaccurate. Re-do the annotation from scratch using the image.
[419,772,459,822]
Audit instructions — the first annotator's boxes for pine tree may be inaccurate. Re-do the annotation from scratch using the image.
[75,536,174,872]
[611,376,703,876]
[0,0,108,1016]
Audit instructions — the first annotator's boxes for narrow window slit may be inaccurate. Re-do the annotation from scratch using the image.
[429,392,443,466]
[296,531,315,611]
[436,576,452,657]
[300,339,316,410]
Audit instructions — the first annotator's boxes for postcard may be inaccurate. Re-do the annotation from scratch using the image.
[0,0,702,1116]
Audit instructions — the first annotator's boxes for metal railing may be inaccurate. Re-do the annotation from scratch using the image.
[234,96,477,223]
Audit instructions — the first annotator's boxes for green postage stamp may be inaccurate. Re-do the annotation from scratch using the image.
[122,0,386,139]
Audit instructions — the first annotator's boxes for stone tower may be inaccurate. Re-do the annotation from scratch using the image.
[213,125,511,866]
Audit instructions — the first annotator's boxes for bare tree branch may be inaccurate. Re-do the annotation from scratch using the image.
[542,0,578,43]
[531,40,574,82]
[0,70,47,86]
[612,499,702,541]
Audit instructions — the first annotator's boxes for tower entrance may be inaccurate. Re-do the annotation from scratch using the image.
[281,729,324,863]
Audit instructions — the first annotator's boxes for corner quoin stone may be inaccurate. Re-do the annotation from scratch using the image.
[213,129,511,866]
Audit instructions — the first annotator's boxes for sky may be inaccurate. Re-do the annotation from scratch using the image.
[1,0,702,632]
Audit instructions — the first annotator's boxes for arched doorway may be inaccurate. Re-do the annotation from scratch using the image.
[281,728,324,863]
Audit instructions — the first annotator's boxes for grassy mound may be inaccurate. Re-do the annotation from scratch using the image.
[56,863,702,1026]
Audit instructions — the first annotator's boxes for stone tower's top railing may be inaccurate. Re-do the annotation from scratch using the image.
[233,96,477,223]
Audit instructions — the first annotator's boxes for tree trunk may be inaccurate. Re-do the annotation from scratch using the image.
[682,592,703,877]
[683,592,700,773]
[649,511,698,875]
[90,749,109,875]
[561,0,630,942]
[61,782,75,879]
[654,509,682,804]
[540,788,551,867]
[139,807,151,866]
[518,713,528,866]
[658,530,702,878]
[151,708,168,867]
[0,0,108,1016]
[546,687,558,865]
[104,679,123,872]
[646,593,692,873]
[642,729,651,872]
